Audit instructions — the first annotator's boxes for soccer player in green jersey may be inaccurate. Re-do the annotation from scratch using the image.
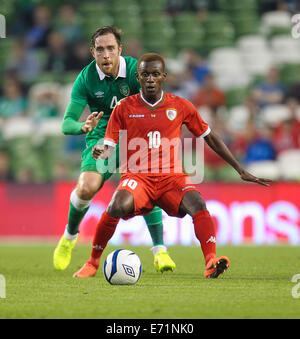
[53,26,176,273]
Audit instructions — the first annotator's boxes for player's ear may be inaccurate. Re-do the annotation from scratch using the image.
[135,72,140,81]
[162,72,167,81]
[118,44,123,55]
[90,46,95,59]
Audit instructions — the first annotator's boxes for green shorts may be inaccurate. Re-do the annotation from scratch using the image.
[80,141,120,184]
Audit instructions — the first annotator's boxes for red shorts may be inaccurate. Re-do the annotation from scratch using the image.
[116,173,199,218]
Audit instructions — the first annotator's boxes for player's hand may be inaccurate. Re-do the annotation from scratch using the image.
[81,111,103,133]
[92,144,107,160]
[240,170,273,187]
[92,144,112,160]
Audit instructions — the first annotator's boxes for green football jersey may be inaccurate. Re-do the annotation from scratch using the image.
[71,56,140,145]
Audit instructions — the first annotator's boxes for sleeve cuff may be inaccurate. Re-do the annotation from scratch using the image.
[104,139,117,148]
[199,126,211,138]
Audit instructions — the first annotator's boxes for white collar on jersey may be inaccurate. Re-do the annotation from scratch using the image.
[139,90,164,107]
[96,56,126,81]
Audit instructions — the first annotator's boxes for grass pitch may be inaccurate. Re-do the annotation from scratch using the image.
[0,243,299,319]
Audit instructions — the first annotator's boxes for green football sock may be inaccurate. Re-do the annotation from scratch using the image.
[143,206,164,246]
[66,202,89,236]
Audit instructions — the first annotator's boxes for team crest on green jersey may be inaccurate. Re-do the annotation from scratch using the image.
[119,83,130,97]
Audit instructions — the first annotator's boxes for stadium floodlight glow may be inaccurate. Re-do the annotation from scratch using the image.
[0,14,6,38]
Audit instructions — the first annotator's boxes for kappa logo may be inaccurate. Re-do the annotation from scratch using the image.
[122,264,135,277]
[129,114,144,118]
[206,236,216,244]
[93,244,104,251]
[166,108,177,121]
[95,91,104,98]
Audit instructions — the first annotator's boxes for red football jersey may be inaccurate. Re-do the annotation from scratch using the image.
[104,91,210,174]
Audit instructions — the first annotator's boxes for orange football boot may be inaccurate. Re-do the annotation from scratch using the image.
[204,256,230,279]
[73,261,98,278]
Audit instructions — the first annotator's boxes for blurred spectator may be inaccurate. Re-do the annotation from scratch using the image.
[31,91,60,120]
[11,0,36,35]
[28,82,61,120]
[192,73,225,110]
[179,68,199,100]
[5,38,42,84]
[252,67,285,108]
[46,31,68,73]
[182,49,211,85]
[65,40,93,72]
[285,75,300,103]
[277,0,299,13]
[53,161,70,181]
[229,95,262,160]
[257,0,297,13]
[272,98,300,153]
[244,126,276,164]
[165,72,196,99]
[55,4,84,46]
[0,76,27,118]
[166,0,209,14]
[25,5,53,49]
[0,150,13,181]
[123,38,143,59]
[15,167,35,183]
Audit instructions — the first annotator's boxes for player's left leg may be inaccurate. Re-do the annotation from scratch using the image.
[143,206,176,273]
[179,190,229,279]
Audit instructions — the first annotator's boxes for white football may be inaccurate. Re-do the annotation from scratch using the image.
[103,249,142,285]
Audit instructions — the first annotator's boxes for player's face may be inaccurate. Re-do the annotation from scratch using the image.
[137,61,166,99]
[91,33,122,78]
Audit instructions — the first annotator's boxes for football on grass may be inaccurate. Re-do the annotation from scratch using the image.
[103,249,142,285]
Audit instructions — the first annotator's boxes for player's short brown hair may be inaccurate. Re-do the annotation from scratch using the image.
[137,53,165,72]
[91,26,122,47]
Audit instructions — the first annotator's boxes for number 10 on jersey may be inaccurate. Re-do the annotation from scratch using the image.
[147,131,161,149]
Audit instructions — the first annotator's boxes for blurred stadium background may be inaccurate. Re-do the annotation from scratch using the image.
[1,0,300,245]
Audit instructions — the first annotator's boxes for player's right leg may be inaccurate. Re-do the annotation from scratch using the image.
[73,189,135,277]
[53,171,103,270]
[73,175,152,278]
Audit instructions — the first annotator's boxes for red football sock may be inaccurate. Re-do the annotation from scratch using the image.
[193,209,216,265]
[88,211,119,267]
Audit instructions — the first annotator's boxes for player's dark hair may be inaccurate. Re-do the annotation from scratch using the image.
[91,26,122,47]
[137,53,165,72]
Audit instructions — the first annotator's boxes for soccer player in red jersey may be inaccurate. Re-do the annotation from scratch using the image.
[74,53,272,279]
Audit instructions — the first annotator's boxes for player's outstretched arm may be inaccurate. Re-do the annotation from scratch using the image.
[62,101,87,135]
[204,131,273,186]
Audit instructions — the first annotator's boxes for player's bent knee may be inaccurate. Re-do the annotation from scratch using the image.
[179,190,207,216]
[76,186,96,200]
[76,172,103,200]
[107,190,134,218]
